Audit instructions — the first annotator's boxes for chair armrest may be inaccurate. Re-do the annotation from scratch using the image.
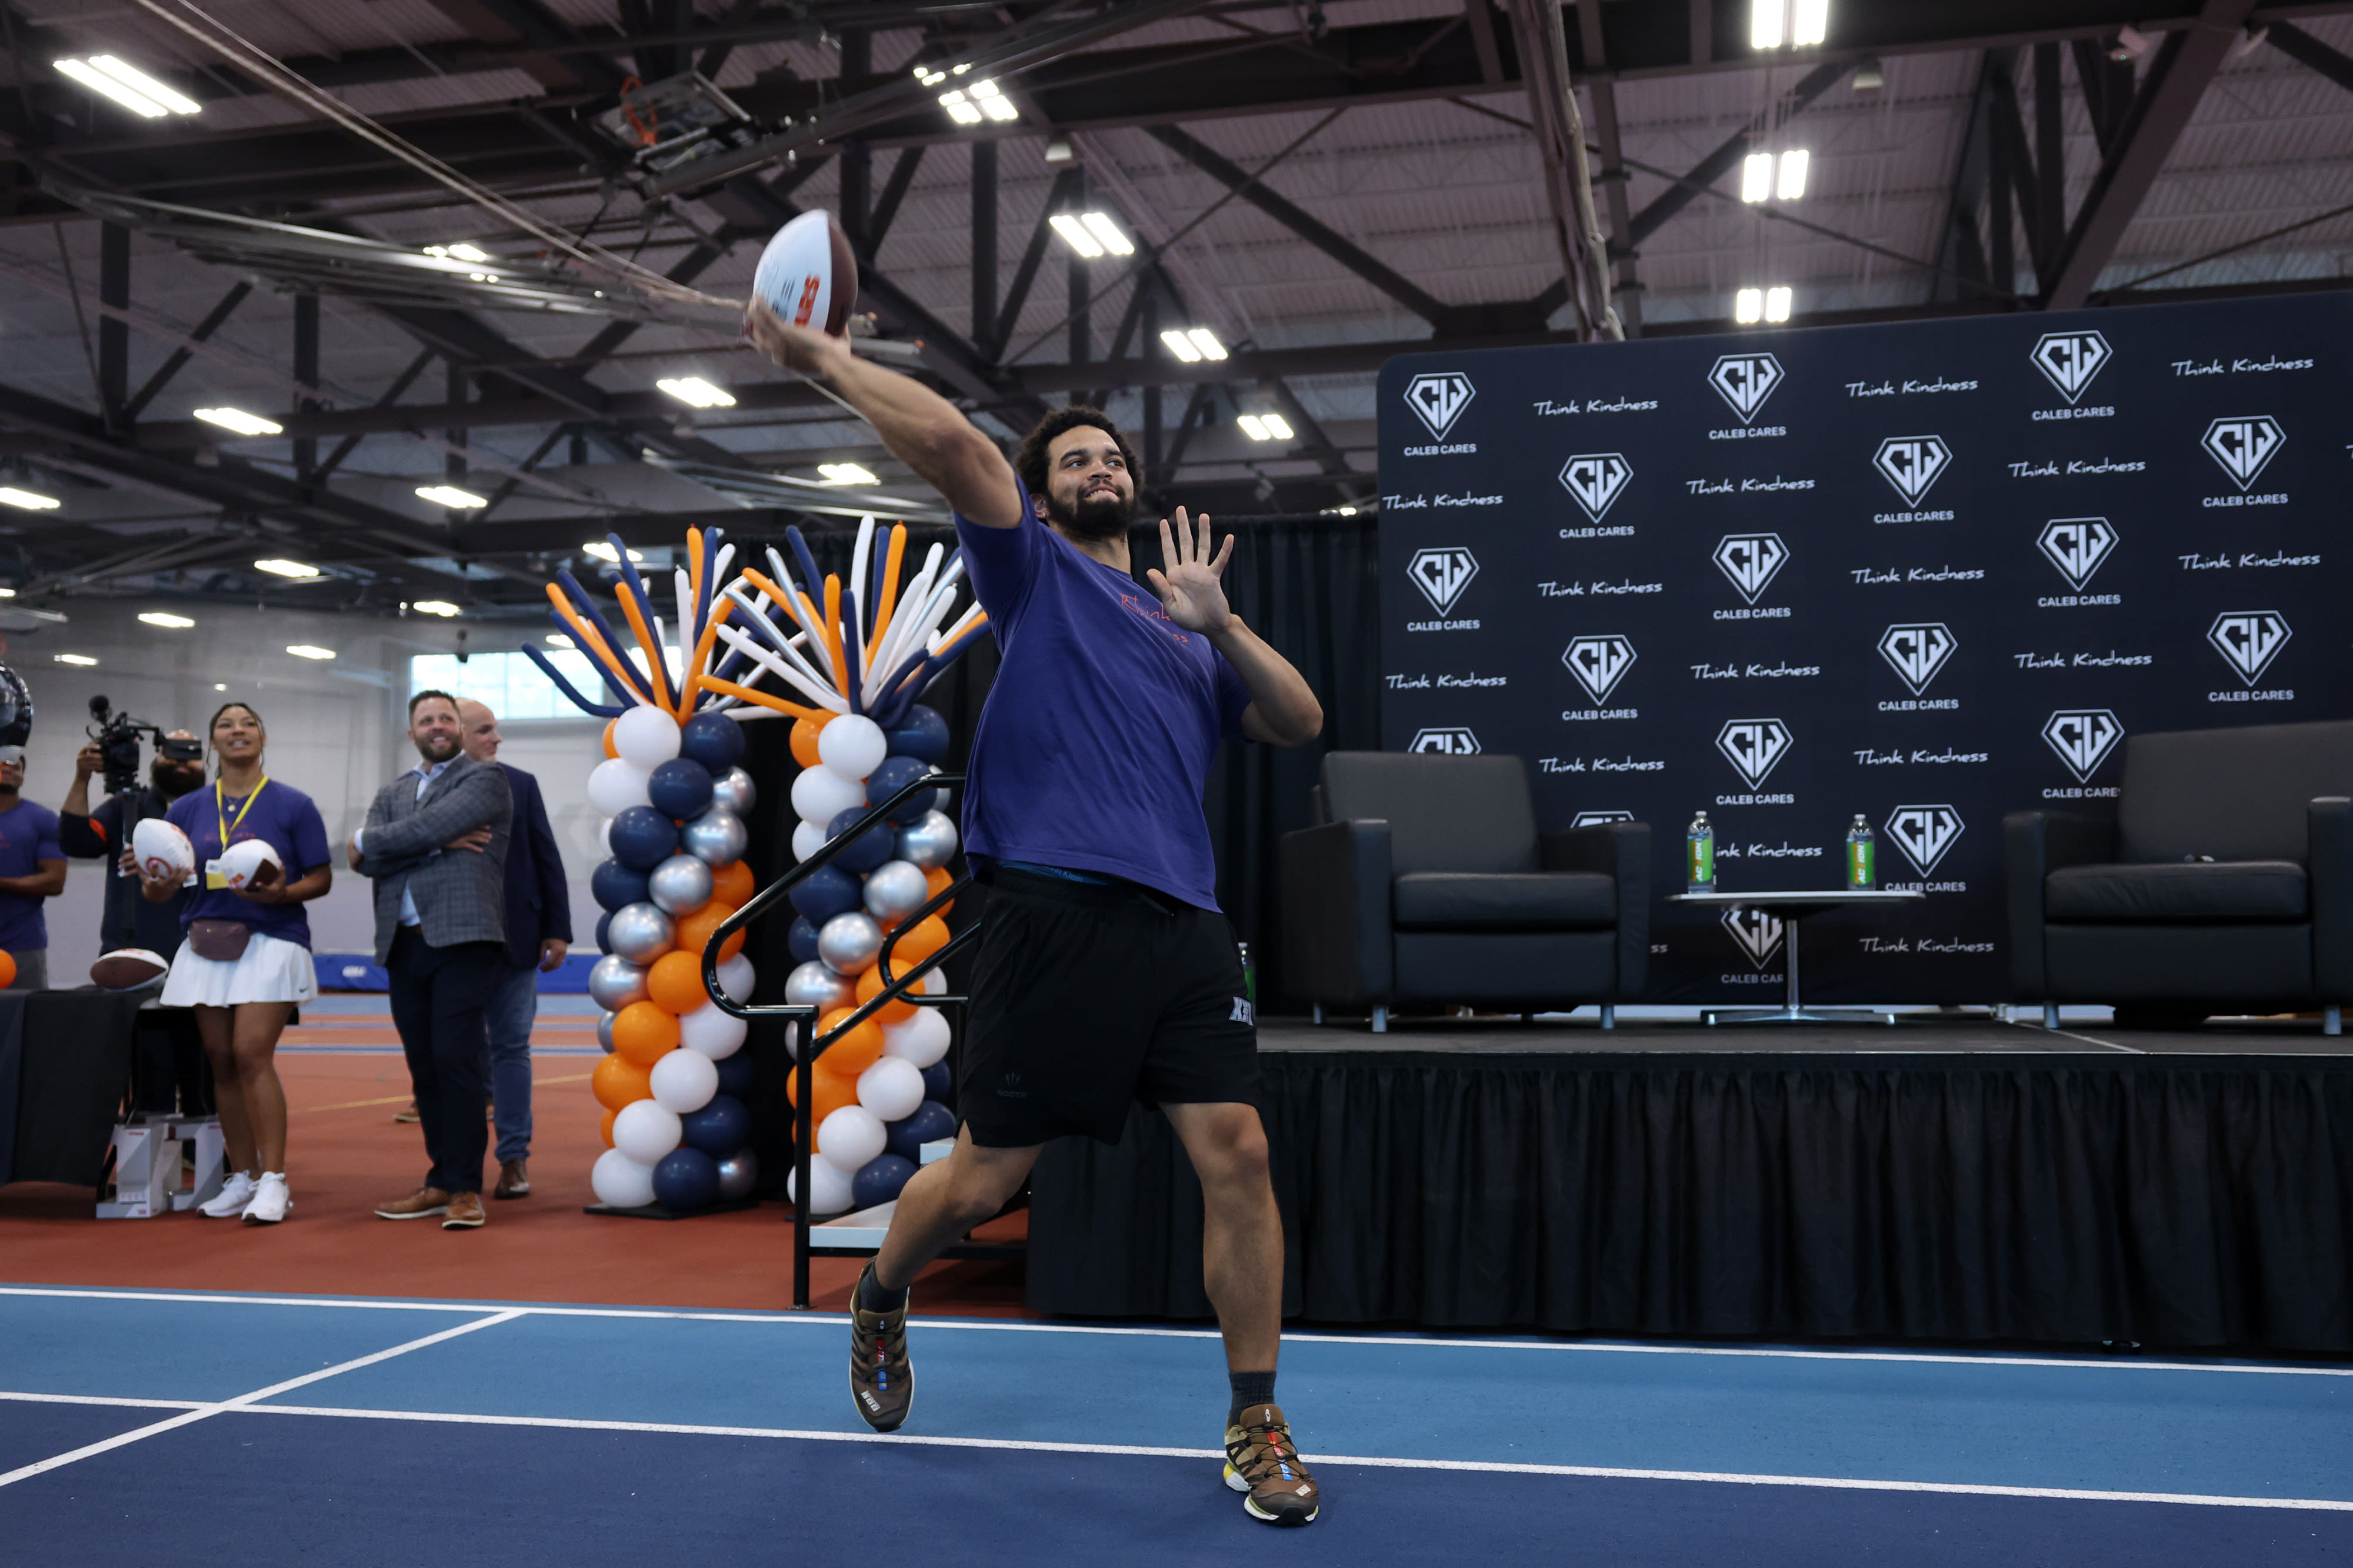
[2004,810,2115,996]
[1540,822,1651,997]
[2313,798,2352,1000]
[1278,819,1394,1007]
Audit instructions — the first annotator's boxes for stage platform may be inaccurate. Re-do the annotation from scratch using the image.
[1257,1010,2353,1055]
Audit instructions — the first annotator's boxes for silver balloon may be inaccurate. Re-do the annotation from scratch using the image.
[647,852,715,915]
[864,859,932,923]
[587,953,649,1012]
[785,959,856,1012]
[606,900,676,965]
[715,1148,759,1200]
[710,765,758,817]
[598,1011,618,1053]
[816,910,885,974]
[896,809,959,869]
[681,806,748,867]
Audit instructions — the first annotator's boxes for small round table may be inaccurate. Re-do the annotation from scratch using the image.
[1668,888,1927,1025]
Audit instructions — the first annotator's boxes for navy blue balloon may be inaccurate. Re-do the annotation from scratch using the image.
[825,807,896,874]
[609,806,679,871]
[715,1050,756,1099]
[788,916,822,964]
[647,756,715,819]
[591,858,651,912]
[884,1099,956,1164]
[789,863,863,923]
[651,1146,721,1209]
[921,1060,952,1104]
[680,710,746,772]
[867,756,941,825]
[851,1153,916,1210]
[595,910,615,955]
[884,705,950,764]
[681,1094,751,1156]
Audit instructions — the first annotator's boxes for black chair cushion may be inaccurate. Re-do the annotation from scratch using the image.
[1393,872,1618,931]
[2117,720,2353,863]
[2045,860,2308,923]
[1322,752,1541,875]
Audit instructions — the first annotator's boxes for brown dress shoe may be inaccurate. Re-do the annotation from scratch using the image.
[494,1159,531,1199]
[375,1186,450,1220]
[442,1191,486,1229]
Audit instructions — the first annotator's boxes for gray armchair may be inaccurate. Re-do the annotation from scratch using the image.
[1278,752,1648,1030]
[2005,719,2352,1033]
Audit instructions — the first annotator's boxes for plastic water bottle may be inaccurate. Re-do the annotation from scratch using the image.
[1687,812,1715,890]
[1237,941,1256,1006]
[1846,815,1876,889]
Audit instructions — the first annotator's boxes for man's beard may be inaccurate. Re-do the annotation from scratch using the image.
[418,734,461,763]
[1044,483,1134,543]
[154,761,205,800]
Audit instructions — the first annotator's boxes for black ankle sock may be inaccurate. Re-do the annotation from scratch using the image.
[1228,1370,1278,1425]
[858,1267,908,1314]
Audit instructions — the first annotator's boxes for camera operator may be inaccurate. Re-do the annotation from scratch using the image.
[0,742,66,989]
[62,724,208,958]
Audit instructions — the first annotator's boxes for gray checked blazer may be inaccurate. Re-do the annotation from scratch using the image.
[354,752,513,965]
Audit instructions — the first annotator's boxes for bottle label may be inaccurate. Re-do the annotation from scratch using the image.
[1848,840,1874,888]
[1688,836,1713,887]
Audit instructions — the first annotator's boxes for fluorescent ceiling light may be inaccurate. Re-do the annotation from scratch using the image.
[938,89,982,125]
[1765,286,1794,322]
[1792,0,1828,46]
[1261,413,1294,441]
[416,484,488,509]
[54,652,98,666]
[0,486,59,510]
[1160,329,1202,362]
[1048,213,1103,258]
[1749,0,1784,49]
[1078,212,1135,256]
[137,611,195,629]
[194,406,282,437]
[56,56,198,118]
[254,558,320,578]
[1237,414,1281,442]
[425,242,491,262]
[1741,152,1772,203]
[1777,148,1810,199]
[1752,0,1828,49]
[968,79,1018,121]
[582,541,645,563]
[1735,288,1764,325]
[285,645,336,661]
[657,376,736,409]
[410,600,461,617]
[818,463,880,485]
[0,588,15,598]
[1186,328,1227,361]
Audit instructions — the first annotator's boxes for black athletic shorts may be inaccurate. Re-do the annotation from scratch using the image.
[960,864,1259,1147]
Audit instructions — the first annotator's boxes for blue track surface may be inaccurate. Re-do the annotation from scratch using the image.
[4,1286,2350,1565]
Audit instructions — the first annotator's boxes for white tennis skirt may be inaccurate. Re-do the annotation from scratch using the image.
[161,930,319,1008]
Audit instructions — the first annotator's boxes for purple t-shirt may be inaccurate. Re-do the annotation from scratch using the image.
[954,480,1251,909]
[0,799,62,952]
[166,780,334,949]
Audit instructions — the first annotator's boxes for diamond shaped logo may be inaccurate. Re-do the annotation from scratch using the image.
[1708,353,1784,423]
[2201,416,2285,490]
[1886,805,1965,877]
[1406,547,1478,615]
[2029,331,2112,404]
[1872,435,1952,506]
[1712,533,1789,604]
[2037,518,2118,590]
[1404,372,1476,439]
[1571,810,1634,828]
[1715,718,1792,789]
[1559,453,1632,521]
[2207,611,2292,686]
[1877,623,1957,695]
[1408,728,1481,755]
[2043,709,2124,782]
[1722,906,1785,969]
[1562,635,1637,702]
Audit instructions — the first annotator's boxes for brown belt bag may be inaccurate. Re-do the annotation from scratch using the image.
[187,919,252,963]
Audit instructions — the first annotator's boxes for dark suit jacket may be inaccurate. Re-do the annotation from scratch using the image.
[496,762,571,970]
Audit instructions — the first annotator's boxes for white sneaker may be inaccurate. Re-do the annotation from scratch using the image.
[198,1170,258,1218]
[242,1172,291,1225]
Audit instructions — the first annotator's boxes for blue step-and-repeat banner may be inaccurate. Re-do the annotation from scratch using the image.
[1375,293,2344,1004]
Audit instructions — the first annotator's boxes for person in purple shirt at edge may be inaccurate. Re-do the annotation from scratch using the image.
[0,743,67,990]
[746,302,1327,1527]
[139,702,334,1226]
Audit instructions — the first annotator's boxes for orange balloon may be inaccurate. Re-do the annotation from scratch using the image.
[0,949,16,990]
[674,900,745,963]
[646,950,708,1014]
[600,1108,618,1148]
[592,1051,654,1111]
[923,864,956,915]
[893,916,951,965]
[856,961,918,1025]
[602,718,619,759]
[711,860,755,907]
[814,1006,885,1075]
[790,714,830,769]
[784,1059,861,1125]
[611,1001,681,1065]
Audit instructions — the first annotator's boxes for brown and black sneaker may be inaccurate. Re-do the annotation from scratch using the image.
[848,1263,914,1432]
[1223,1404,1321,1526]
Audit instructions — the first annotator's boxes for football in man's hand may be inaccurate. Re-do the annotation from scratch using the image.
[91,949,169,990]
[131,818,195,882]
[752,210,858,335]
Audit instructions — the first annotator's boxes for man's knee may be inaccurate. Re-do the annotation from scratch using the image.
[1188,1110,1271,1191]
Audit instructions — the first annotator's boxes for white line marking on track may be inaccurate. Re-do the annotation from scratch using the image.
[0,1392,204,1411]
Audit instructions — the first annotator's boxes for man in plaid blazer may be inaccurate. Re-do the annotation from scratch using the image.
[350,689,514,1230]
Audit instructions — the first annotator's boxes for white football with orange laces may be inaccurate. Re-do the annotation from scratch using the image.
[131,818,195,882]
[217,837,281,892]
[753,209,859,335]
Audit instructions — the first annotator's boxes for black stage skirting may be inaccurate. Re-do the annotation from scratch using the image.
[1026,1050,2353,1352]
[0,990,145,1186]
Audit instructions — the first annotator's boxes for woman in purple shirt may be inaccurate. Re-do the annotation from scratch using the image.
[138,702,332,1226]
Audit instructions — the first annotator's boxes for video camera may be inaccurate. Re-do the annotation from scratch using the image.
[86,695,200,796]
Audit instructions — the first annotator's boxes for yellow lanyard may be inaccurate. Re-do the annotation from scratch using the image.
[215,776,268,851]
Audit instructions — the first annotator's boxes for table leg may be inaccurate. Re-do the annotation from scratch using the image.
[1704,910,1897,1026]
[1785,916,1802,1013]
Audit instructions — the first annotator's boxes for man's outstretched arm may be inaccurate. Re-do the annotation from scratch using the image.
[745,302,1022,529]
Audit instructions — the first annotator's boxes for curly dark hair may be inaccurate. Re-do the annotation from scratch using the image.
[1013,405,1142,503]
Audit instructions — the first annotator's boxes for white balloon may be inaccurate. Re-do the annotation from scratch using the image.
[650,1047,719,1113]
[591,1148,657,1209]
[717,953,756,1004]
[817,713,888,780]
[816,1104,886,1172]
[599,816,615,854]
[881,1007,951,1069]
[857,1056,926,1122]
[612,1098,683,1164]
[613,704,683,771]
[586,757,652,816]
[792,819,829,862]
[679,1000,748,1059]
[789,763,866,825]
[788,1156,854,1216]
